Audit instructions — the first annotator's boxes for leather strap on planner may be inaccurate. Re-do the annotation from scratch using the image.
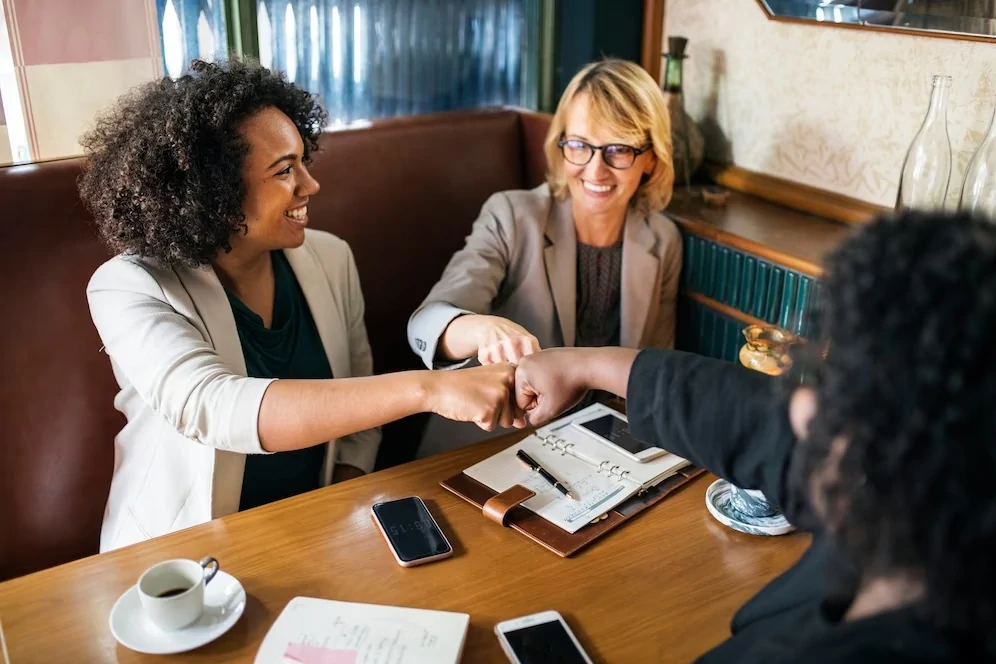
[482,484,536,526]
[442,465,706,557]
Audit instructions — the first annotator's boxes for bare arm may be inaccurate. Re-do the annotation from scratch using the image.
[580,347,641,398]
[203,363,518,454]
[88,258,517,456]
[438,314,541,365]
[437,314,484,361]
[257,372,427,453]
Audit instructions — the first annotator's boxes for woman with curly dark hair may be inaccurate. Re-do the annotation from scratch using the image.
[511,211,996,661]
[82,60,519,551]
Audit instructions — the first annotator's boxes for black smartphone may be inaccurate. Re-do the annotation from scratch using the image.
[371,496,453,567]
[574,412,667,462]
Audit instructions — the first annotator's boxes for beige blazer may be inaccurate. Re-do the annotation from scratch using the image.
[87,229,381,551]
[408,184,683,368]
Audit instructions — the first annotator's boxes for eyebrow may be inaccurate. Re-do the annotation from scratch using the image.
[266,153,298,170]
[566,133,641,146]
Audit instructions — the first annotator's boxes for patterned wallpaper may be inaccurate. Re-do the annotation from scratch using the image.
[665,0,996,208]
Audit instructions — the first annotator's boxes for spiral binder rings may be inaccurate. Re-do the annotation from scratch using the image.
[537,434,634,484]
[441,403,705,557]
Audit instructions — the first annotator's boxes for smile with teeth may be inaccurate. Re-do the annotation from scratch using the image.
[285,205,308,220]
[583,180,614,194]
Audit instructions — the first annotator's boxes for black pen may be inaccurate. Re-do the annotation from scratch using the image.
[516,450,575,500]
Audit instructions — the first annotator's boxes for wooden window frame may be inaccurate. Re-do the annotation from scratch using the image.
[641,0,666,82]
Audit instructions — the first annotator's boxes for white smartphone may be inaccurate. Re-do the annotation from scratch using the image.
[571,409,667,463]
[370,496,453,567]
[494,610,593,664]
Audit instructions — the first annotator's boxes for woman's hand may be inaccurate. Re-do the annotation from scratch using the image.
[475,316,541,365]
[515,348,639,426]
[440,314,540,365]
[514,349,590,426]
[424,363,524,431]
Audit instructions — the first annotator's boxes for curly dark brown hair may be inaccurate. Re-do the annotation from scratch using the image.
[78,59,328,267]
[791,211,996,653]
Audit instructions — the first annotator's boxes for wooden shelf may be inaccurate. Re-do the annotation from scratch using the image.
[684,291,768,328]
[707,164,888,226]
[666,188,853,277]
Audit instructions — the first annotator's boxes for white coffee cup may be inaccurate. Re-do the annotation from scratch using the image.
[137,557,219,631]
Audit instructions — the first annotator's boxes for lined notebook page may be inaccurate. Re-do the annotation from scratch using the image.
[463,434,640,533]
[254,597,469,664]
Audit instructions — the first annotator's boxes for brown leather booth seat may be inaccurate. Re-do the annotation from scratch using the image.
[0,108,551,581]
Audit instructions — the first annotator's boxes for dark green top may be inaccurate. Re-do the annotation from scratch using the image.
[227,250,332,511]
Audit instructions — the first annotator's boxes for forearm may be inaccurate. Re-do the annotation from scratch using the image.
[437,314,483,361]
[578,347,641,397]
[257,372,430,452]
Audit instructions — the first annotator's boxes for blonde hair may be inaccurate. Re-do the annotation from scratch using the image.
[544,59,674,212]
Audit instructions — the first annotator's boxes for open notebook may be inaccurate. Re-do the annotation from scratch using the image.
[255,597,469,664]
[462,403,690,534]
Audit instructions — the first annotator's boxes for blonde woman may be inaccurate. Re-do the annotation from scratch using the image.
[409,59,680,372]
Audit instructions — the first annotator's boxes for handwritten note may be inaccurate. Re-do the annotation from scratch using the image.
[255,598,469,664]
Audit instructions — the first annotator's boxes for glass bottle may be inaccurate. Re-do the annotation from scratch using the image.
[662,36,704,191]
[896,75,952,212]
[958,101,996,220]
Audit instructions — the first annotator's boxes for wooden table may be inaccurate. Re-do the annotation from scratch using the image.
[0,432,809,663]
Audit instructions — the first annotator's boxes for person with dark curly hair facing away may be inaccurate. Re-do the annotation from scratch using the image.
[81,59,521,551]
[510,211,996,662]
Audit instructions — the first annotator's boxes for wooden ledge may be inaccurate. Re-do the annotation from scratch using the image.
[667,188,855,278]
[707,164,888,226]
[683,291,768,328]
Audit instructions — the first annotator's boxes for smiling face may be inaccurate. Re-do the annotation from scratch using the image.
[542,60,675,215]
[560,93,655,220]
[232,106,320,254]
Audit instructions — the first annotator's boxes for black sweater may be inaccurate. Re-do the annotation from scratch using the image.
[626,349,965,663]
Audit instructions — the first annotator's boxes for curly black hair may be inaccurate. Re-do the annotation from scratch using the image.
[78,59,328,267]
[795,211,996,652]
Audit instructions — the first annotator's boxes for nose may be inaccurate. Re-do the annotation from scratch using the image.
[297,164,321,197]
[583,150,612,181]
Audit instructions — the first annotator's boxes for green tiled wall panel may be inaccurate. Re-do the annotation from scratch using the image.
[680,233,819,339]
[677,232,824,362]
[676,296,744,363]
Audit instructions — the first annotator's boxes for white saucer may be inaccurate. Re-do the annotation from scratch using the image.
[705,479,796,536]
[109,570,246,655]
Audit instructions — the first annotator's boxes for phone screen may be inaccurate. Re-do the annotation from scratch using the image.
[372,498,451,563]
[503,620,589,664]
[576,414,655,455]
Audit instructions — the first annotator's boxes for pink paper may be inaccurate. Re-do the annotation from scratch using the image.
[283,643,358,664]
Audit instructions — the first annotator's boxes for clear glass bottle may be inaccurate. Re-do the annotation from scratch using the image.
[958,101,996,220]
[896,75,952,212]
